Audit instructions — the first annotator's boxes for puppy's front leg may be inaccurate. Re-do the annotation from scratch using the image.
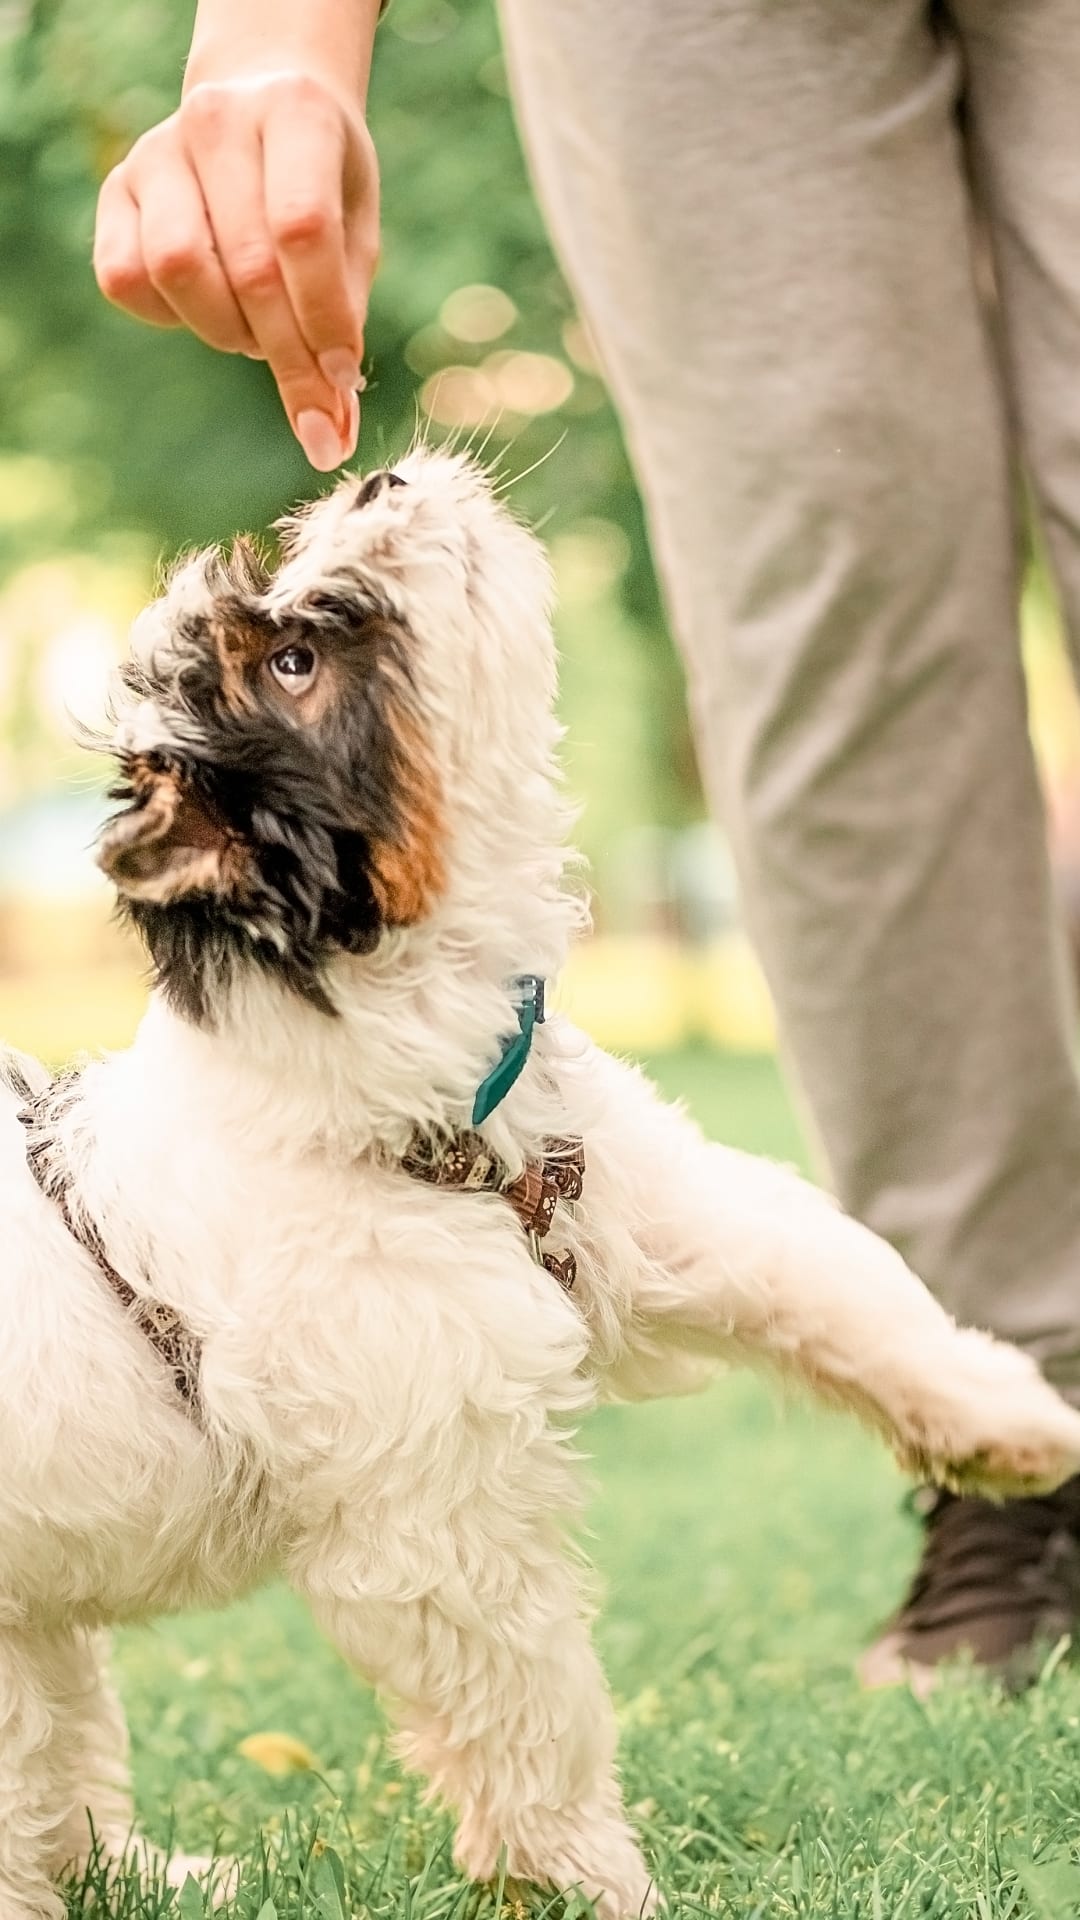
[294,1458,653,1915]
[584,1049,1080,1494]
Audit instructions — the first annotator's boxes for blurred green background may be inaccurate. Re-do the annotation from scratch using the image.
[2,0,1080,1068]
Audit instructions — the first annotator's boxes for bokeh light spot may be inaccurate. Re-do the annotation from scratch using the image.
[440,284,517,345]
[483,350,573,415]
[562,316,604,377]
[419,365,501,429]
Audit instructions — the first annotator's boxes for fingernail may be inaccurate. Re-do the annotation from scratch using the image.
[342,390,360,461]
[296,408,345,471]
[318,349,362,393]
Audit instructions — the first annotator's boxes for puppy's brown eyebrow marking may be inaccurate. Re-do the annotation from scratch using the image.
[201,538,275,718]
[211,610,270,717]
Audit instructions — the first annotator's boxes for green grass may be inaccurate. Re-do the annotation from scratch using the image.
[82,1050,1080,1920]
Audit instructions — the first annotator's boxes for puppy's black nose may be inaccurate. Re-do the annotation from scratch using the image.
[354,470,407,509]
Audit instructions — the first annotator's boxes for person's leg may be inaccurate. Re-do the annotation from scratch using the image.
[497,0,1080,1685]
[953,3,1080,704]
[498,0,1080,1397]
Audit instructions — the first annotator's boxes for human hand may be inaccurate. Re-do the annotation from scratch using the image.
[94,66,379,471]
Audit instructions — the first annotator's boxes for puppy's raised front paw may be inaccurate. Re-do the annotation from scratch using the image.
[893,1328,1080,1497]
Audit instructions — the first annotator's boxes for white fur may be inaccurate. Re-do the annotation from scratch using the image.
[3,449,1080,1918]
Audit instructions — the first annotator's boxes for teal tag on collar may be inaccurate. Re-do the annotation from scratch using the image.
[471,975,546,1126]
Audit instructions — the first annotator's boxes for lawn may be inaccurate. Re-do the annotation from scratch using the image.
[72,1049,1080,1920]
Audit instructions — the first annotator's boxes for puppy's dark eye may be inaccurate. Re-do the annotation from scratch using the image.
[268,644,319,695]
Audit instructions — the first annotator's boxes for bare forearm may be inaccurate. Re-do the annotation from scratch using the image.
[186,0,383,109]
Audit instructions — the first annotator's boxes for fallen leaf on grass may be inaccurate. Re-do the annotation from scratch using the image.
[237,1730,320,1776]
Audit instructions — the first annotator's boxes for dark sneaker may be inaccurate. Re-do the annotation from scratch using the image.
[858,1476,1080,1695]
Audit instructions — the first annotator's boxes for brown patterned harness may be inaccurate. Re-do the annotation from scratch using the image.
[17,1075,205,1422]
[401,1133,585,1293]
[16,1075,584,1427]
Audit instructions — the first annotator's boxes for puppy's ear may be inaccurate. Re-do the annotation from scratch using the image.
[97,759,243,905]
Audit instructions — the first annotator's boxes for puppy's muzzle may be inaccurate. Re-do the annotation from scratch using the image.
[97,755,240,905]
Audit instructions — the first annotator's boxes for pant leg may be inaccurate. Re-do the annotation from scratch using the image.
[497,0,1080,1390]
[953,0,1080,671]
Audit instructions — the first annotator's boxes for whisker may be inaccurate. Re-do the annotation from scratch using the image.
[458,415,481,460]
[421,371,449,449]
[468,408,507,469]
[485,416,534,481]
[493,428,569,494]
[405,395,425,458]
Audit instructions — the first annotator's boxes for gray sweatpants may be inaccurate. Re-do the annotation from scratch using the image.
[498,0,1080,1392]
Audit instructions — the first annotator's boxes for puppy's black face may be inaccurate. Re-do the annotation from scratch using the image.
[98,514,446,1024]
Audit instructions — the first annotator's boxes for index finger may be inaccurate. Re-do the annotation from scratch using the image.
[262,86,374,390]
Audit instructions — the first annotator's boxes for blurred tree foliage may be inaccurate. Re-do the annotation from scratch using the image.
[0,0,703,876]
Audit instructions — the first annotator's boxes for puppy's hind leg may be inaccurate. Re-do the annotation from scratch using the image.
[47,1632,134,1887]
[587,1051,1080,1496]
[48,1633,231,1909]
[0,1626,88,1920]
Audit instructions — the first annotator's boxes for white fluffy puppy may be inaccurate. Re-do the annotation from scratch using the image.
[2,449,1079,1920]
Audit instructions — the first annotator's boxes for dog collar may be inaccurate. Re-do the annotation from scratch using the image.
[471,974,546,1126]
